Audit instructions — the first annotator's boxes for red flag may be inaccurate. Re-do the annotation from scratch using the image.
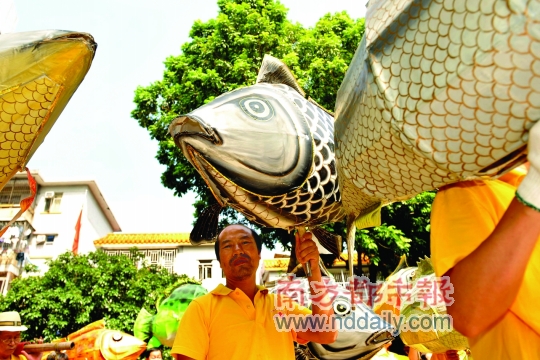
[73,208,82,255]
[0,168,37,238]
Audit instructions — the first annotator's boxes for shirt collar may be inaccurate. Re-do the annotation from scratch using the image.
[210,283,268,296]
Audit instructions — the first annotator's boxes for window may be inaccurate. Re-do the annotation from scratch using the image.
[44,193,62,213]
[45,235,55,246]
[0,179,32,206]
[35,234,55,250]
[199,260,212,280]
[104,249,176,273]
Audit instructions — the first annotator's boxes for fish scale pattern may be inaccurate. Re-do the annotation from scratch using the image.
[0,76,60,187]
[335,0,540,219]
[198,83,346,230]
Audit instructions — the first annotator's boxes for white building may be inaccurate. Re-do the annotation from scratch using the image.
[0,170,120,294]
[93,233,224,291]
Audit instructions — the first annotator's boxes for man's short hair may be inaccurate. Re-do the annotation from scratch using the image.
[214,225,262,261]
[145,348,161,360]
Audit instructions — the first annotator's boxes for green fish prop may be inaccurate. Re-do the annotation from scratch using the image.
[134,279,207,348]
[399,257,469,353]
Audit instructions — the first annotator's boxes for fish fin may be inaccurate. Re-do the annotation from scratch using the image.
[189,203,223,245]
[257,54,305,96]
[133,308,153,342]
[311,227,342,258]
[387,254,409,279]
[413,256,434,280]
[318,257,335,281]
[67,319,105,340]
[354,202,383,229]
[147,336,162,349]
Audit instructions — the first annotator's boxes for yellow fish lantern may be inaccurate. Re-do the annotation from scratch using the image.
[373,255,416,317]
[398,258,469,353]
[335,0,539,222]
[50,320,146,360]
[0,30,96,189]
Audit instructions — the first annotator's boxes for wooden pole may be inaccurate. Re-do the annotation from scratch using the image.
[22,342,74,353]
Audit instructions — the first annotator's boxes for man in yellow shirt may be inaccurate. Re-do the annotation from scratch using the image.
[430,122,540,359]
[0,311,42,360]
[172,224,337,360]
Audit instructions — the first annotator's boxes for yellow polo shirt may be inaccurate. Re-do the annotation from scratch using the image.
[431,168,540,360]
[171,284,311,360]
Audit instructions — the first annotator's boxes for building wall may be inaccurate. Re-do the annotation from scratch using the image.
[82,191,113,254]
[175,245,222,280]
[28,185,114,274]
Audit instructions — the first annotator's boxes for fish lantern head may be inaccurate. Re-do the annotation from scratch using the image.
[170,84,314,199]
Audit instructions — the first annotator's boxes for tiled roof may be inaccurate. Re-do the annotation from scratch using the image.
[263,258,290,270]
[262,252,370,272]
[334,252,370,266]
[94,233,191,245]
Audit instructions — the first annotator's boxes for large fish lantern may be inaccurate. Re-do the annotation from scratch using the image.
[334,0,539,227]
[49,320,146,360]
[134,280,208,348]
[268,276,395,360]
[170,0,540,289]
[0,30,96,188]
[169,55,345,255]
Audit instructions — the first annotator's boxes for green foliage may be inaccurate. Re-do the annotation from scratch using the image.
[357,191,436,280]
[131,0,365,249]
[0,250,188,341]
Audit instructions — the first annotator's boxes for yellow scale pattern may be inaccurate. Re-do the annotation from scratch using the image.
[335,0,540,218]
[199,156,345,230]
[0,76,60,186]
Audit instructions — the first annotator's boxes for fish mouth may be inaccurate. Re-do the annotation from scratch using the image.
[169,115,222,146]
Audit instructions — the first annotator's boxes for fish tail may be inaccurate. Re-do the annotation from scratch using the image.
[147,336,162,349]
[133,308,153,342]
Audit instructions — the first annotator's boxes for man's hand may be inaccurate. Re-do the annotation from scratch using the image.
[20,337,43,360]
[20,350,43,360]
[295,231,321,276]
[294,231,337,344]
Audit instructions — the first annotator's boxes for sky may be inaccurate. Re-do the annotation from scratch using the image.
[12,0,367,236]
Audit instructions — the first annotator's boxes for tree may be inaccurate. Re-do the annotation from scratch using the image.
[131,0,365,250]
[357,191,436,281]
[0,250,188,341]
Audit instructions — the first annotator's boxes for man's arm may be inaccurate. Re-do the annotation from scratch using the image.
[446,199,540,337]
[295,231,338,344]
[446,121,540,338]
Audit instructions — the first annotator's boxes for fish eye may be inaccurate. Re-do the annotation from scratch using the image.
[333,298,351,316]
[112,333,123,342]
[239,97,274,121]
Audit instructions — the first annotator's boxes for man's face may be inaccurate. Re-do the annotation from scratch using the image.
[148,350,162,360]
[0,331,21,357]
[218,225,260,281]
